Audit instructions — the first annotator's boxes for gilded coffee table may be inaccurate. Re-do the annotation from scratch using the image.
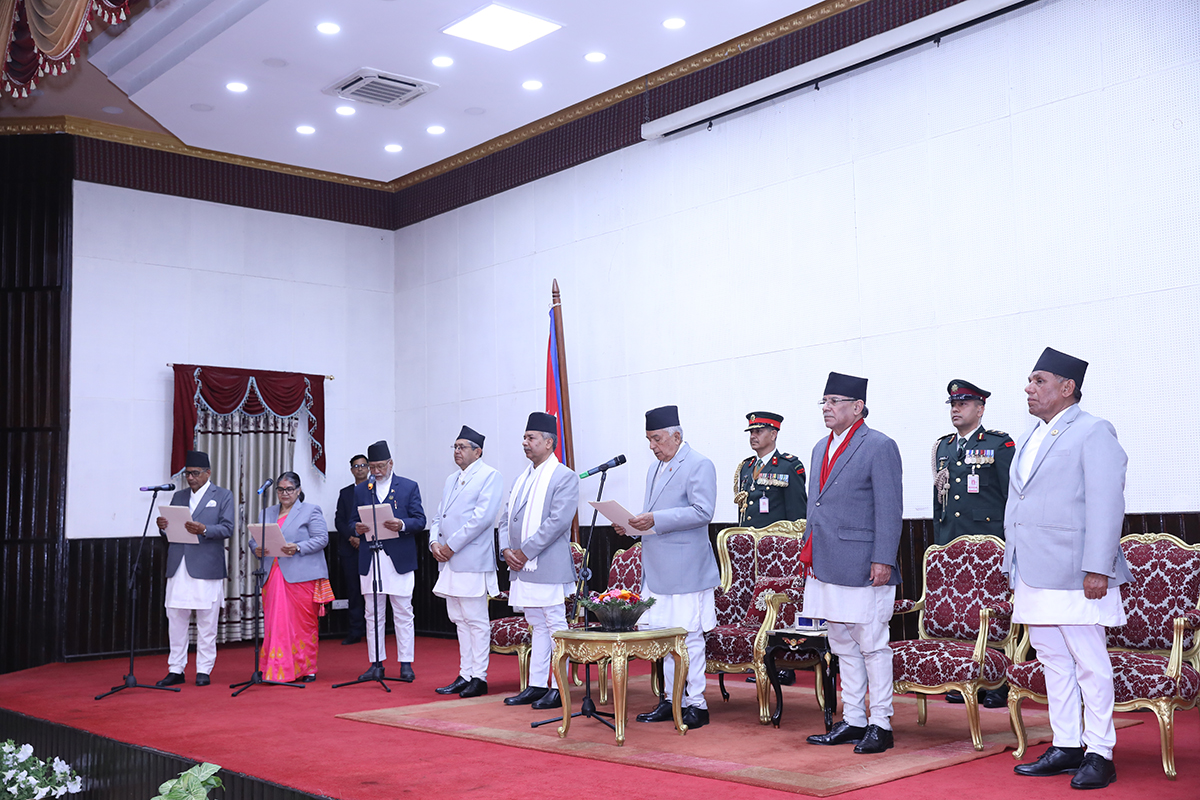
[550,626,689,746]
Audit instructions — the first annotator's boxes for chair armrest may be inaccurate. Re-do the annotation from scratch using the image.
[751,592,790,657]
[988,601,1013,618]
[490,591,510,603]
[894,598,923,615]
[1166,610,1200,680]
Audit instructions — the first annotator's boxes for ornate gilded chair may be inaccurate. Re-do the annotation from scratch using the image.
[891,535,1016,750]
[704,521,821,724]
[1007,533,1200,778]
[489,542,586,690]
[594,542,643,702]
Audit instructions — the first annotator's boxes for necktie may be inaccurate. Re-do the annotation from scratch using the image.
[752,459,764,480]
[957,439,966,460]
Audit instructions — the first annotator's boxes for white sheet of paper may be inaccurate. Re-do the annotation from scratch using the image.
[357,504,399,540]
[248,523,292,557]
[158,505,198,544]
[588,500,656,535]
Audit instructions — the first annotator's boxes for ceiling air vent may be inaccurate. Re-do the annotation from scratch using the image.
[324,69,438,109]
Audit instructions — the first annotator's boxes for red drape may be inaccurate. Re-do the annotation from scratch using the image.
[171,364,326,476]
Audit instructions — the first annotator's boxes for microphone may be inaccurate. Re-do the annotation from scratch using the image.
[256,478,273,495]
[139,483,175,492]
[579,454,627,479]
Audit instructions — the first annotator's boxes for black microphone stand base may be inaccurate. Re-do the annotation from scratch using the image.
[531,664,615,730]
[95,674,180,700]
[330,670,407,692]
[230,671,306,697]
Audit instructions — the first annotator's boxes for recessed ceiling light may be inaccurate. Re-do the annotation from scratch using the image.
[663,18,686,30]
[384,144,403,153]
[431,56,454,68]
[522,80,542,91]
[336,105,355,116]
[585,52,606,63]
[296,125,315,135]
[190,103,214,112]
[442,4,561,52]
[101,106,124,114]
[226,82,247,92]
[263,57,288,68]
[427,125,445,135]
[317,22,340,35]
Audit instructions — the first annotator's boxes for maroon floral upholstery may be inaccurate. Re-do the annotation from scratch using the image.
[490,615,531,648]
[756,534,802,578]
[894,598,917,614]
[715,532,756,626]
[921,537,1011,642]
[743,575,805,629]
[608,544,643,593]
[893,639,1009,685]
[1007,653,1200,704]
[705,625,756,665]
[1108,537,1200,652]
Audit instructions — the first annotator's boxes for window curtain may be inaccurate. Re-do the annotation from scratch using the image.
[1,1,130,97]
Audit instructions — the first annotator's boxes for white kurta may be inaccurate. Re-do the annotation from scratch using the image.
[434,569,499,599]
[165,481,225,610]
[802,577,896,624]
[509,579,572,610]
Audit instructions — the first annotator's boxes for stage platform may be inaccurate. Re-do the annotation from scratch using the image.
[0,635,1194,800]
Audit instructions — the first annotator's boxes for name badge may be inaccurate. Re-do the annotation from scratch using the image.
[967,473,980,494]
[759,496,769,514]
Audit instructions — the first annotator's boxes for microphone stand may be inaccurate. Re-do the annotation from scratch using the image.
[333,480,405,691]
[532,468,615,732]
[96,488,180,700]
[231,488,305,696]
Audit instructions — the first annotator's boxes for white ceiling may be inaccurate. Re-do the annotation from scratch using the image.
[88,0,810,182]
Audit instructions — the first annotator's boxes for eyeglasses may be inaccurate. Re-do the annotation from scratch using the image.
[184,469,207,477]
[452,444,473,452]
[350,463,369,469]
[818,398,858,407]
[276,486,298,494]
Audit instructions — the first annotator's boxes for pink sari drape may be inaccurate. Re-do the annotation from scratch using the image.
[260,561,320,681]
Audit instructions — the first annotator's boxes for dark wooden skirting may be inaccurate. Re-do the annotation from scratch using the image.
[0,708,330,800]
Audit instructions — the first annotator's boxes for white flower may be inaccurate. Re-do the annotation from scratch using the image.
[66,775,82,792]
[50,758,69,776]
[35,787,50,799]
[14,745,32,763]
[53,789,67,799]
[2,769,14,781]
[8,786,19,795]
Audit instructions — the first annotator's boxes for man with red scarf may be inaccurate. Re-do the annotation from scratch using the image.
[802,372,903,754]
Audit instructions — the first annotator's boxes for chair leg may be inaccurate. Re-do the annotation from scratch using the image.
[719,672,729,702]
[516,645,530,691]
[814,661,825,710]
[1150,700,1178,779]
[962,686,984,751]
[917,693,927,726]
[753,663,771,725]
[597,658,609,704]
[1009,693,1028,759]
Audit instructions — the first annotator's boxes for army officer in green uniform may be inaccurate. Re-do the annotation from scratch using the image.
[735,412,807,527]
[932,380,1015,708]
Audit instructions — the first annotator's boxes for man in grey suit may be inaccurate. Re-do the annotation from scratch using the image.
[803,373,903,754]
[1006,348,1130,790]
[430,425,504,698]
[614,405,719,730]
[499,412,579,710]
[153,450,235,687]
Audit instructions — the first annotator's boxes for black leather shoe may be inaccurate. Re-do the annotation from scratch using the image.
[341,636,362,646]
[981,686,1009,709]
[300,674,316,683]
[194,673,210,686]
[459,678,488,698]
[504,686,548,705]
[531,688,561,709]
[777,669,796,686]
[806,720,868,746]
[681,706,709,729]
[1070,753,1116,789]
[436,676,469,695]
[358,662,385,681]
[399,662,415,682]
[1014,745,1086,776]
[636,700,674,723]
[946,690,965,703]
[853,724,894,754]
[156,672,185,687]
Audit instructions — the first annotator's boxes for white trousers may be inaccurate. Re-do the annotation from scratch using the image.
[364,592,414,664]
[663,627,708,709]
[445,595,491,681]
[166,601,220,675]
[1028,624,1117,760]
[524,604,567,690]
[828,619,894,729]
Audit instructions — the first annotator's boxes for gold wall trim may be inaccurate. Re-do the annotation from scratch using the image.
[1,0,874,194]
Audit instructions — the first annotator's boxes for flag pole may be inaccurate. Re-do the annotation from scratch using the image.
[550,280,580,542]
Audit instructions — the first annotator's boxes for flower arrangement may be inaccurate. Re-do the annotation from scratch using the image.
[579,589,656,631]
[1,740,83,800]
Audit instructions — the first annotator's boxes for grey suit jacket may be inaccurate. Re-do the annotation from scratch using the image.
[430,460,503,574]
[500,461,579,585]
[164,483,234,580]
[250,501,330,583]
[1002,404,1132,590]
[640,442,720,595]
[804,424,904,587]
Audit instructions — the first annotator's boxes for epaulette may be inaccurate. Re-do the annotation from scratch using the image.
[941,433,956,444]
[740,455,756,466]
[778,452,798,461]
[985,429,1009,438]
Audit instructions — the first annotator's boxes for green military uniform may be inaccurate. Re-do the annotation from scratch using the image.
[736,451,807,527]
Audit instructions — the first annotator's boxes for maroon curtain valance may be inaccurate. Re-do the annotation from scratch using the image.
[171,364,326,476]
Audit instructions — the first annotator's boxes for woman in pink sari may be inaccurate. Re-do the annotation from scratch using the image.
[252,472,333,682]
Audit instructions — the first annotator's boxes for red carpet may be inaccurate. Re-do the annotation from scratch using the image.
[0,636,1195,800]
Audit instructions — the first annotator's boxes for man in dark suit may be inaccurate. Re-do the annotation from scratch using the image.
[351,440,426,682]
[153,450,235,687]
[734,411,807,528]
[931,380,1014,708]
[1006,348,1130,790]
[802,373,903,754]
[333,454,369,645]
